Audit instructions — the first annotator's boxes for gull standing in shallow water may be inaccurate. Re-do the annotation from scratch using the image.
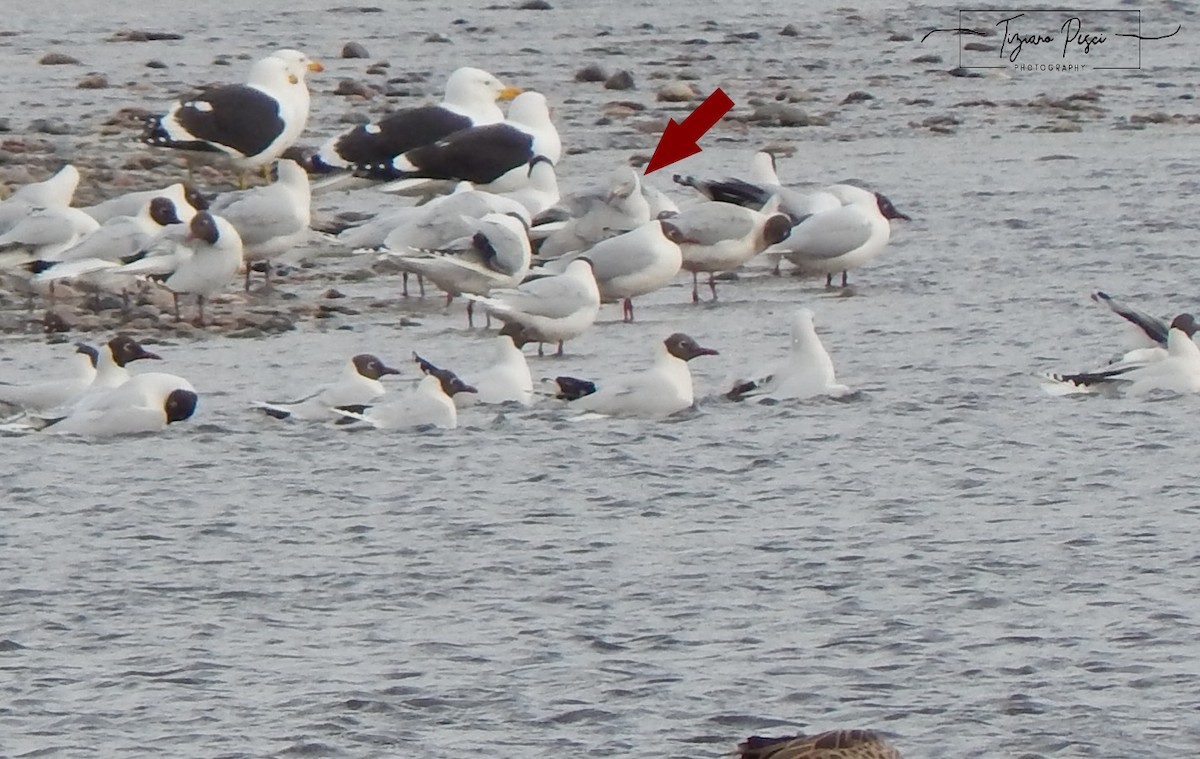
[544,333,718,418]
[115,211,244,325]
[467,258,601,356]
[208,158,311,291]
[383,212,531,326]
[771,184,910,287]
[670,202,794,302]
[538,219,684,322]
[727,308,852,401]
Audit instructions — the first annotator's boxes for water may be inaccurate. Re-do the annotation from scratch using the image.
[3,1,1200,757]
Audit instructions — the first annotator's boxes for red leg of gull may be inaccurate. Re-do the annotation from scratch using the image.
[466,299,475,328]
[709,273,718,302]
[556,340,564,356]
[841,271,849,287]
[825,273,834,288]
[173,292,181,322]
[537,342,545,357]
[244,265,251,292]
[444,292,454,308]
[691,271,699,303]
[402,272,410,297]
[622,298,634,322]
[196,295,207,327]
[418,275,426,297]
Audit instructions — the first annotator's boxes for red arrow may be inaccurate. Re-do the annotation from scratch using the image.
[644,88,735,175]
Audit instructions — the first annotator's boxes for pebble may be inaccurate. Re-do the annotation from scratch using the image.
[912,54,942,64]
[888,32,914,42]
[604,70,635,90]
[77,73,110,90]
[747,103,824,127]
[574,63,607,83]
[323,288,346,299]
[656,82,696,102]
[948,67,982,79]
[339,110,370,125]
[841,90,874,105]
[342,41,370,58]
[29,119,74,135]
[780,23,800,36]
[146,59,168,69]
[424,33,452,43]
[335,79,376,98]
[0,119,10,133]
[109,30,184,42]
[517,0,552,8]
[39,52,80,66]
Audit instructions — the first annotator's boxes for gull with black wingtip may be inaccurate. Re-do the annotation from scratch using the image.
[255,353,401,421]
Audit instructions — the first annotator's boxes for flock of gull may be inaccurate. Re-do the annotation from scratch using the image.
[0,48,902,441]
[0,47,1185,454]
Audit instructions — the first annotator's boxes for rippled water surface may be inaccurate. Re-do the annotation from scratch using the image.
[3,1,1200,757]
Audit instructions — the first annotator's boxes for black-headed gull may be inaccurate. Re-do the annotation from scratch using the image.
[27,372,197,437]
[672,151,841,224]
[208,158,310,290]
[0,343,98,413]
[255,353,400,421]
[726,308,852,401]
[373,92,561,195]
[116,211,245,325]
[314,66,520,173]
[141,50,324,185]
[540,219,684,322]
[536,166,651,257]
[772,184,910,287]
[86,335,162,392]
[383,212,531,325]
[468,258,601,356]
[671,202,793,301]
[81,182,209,224]
[32,196,184,279]
[335,369,475,430]
[0,206,100,269]
[412,336,532,407]
[546,333,718,418]
[1043,314,1200,396]
[1090,290,1197,361]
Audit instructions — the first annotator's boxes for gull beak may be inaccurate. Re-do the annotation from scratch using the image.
[142,350,163,361]
[461,384,478,394]
[498,86,522,101]
[308,60,325,73]
[379,365,401,377]
[693,346,719,358]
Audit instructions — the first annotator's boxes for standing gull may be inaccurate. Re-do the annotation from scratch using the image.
[536,165,651,257]
[208,158,311,290]
[540,219,684,322]
[670,202,793,301]
[467,258,601,356]
[384,212,531,326]
[141,49,323,185]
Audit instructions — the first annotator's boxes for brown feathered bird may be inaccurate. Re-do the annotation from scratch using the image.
[737,730,902,759]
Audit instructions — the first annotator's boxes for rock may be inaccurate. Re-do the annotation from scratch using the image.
[604,70,635,90]
[0,119,10,133]
[29,119,74,135]
[328,5,383,12]
[517,0,552,8]
[780,23,800,36]
[77,73,109,89]
[342,41,369,58]
[912,53,942,64]
[110,30,184,42]
[963,42,993,52]
[656,82,695,102]
[841,90,874,105]
[227,327,265,339]
[334,79,376,98]
[574,63,607,83]
[260,314,296,334]
[747,103,820,127]
[338,110,370,125]
[39,52,80,65]
[948,67,982,79]
[128,305,161,321]
[888,32,913,42]
[424,33,452,43]
[42,311,71,333]
[146,59,168,69]
[323,288,346,299]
